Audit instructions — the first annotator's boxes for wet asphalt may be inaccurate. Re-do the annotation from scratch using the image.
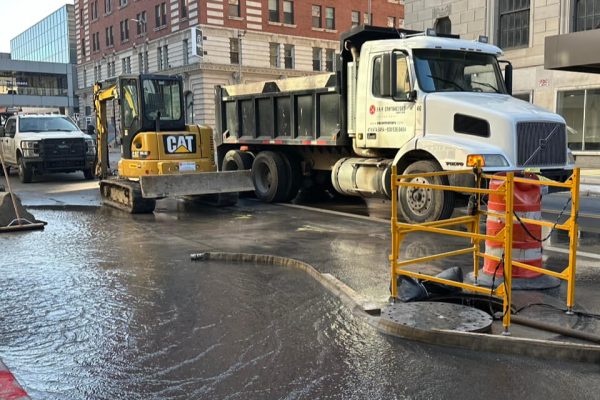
[1,170,600,399]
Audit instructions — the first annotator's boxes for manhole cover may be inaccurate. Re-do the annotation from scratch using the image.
[381,301,493,333]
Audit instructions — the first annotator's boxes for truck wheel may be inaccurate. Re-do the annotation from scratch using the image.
[398,160,455,223]
[222,149,254,171]
[281,153,302,201]
[18,156,33,183]
[83,168,95,180]
[251,151,290,202]
[0,165,8,176]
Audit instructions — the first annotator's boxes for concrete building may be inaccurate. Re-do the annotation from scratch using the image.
[403,0,600,165]
[1,4,78,116]
[74,0,404,128]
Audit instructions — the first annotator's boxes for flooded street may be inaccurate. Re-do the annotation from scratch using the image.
[1,205,600,399]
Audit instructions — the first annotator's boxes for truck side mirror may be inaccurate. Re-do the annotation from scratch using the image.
[380,53,393,97]
[503,62,513,95]
[407,90,418,102]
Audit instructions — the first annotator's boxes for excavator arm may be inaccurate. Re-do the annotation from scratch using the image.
[93,82,118,179]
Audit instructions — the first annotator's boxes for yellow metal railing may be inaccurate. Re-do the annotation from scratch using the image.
[390,166,581,333]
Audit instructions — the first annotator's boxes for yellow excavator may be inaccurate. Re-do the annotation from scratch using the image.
[94,74,252,212]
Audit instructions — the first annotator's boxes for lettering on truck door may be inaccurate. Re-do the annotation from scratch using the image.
[362,51,416,149]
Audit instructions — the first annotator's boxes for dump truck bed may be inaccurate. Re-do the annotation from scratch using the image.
[215,73,349,148]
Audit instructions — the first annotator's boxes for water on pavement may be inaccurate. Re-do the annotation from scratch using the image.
[1,207,600,400]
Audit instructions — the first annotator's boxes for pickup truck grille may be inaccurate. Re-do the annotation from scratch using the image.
[41,138,85,159]
[516,122,566,167]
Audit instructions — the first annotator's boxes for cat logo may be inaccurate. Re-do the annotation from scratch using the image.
[163,135,197,154]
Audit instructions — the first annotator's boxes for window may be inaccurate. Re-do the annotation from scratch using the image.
[105,26,114,47]
[183,39,189,65]
[284,44,294,69]
[269,0,279,22]
[122,56,131,73]
[574,0,600,31]
[92,32,100,52]
[157,47,163,70]
[181,0,188,18]
[283,1,294,24]
[163,45,169,68]
[155,2,167,28]
[387,16,396,28]
[144,51,149,72]
[498,0,530,49]
[352,11,360,27]
[230,38,240,64]
[228,0,240,18]
[312,47,322,71]
[104,0,112,14]
[325,7,335,30]
[372,56,382,97]
[325,49,335,72]
[90,1,98,20]
[269,42,280,67]
[136,11,147,34]
[312,5,322,28]
[119,0,127,7]
[557,89,600,150]
[81,39,86,57]
[434,17,451,35]
[120,19,129,42]
[142,79,182,121]
[83,69,87,87]
[121,79,140,132]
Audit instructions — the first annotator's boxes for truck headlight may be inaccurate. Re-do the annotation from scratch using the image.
[21,141,40,157]
[466,154,509,167]
[85,139,96,155]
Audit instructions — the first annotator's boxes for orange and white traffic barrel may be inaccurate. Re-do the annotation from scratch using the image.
[483,173,542,279]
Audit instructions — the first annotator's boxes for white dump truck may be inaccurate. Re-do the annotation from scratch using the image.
[198,26,575,222]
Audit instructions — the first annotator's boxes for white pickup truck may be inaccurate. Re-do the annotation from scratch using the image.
[0,114,96,183]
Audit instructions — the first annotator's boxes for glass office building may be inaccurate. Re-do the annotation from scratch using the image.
[10,4,76,64]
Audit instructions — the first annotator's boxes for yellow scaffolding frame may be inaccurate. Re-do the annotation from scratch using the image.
[390,166,581,333]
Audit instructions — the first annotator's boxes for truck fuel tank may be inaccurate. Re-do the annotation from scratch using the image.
[331,157,392,199]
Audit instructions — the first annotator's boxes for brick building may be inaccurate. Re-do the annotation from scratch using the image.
[75,0,404,128]
[403,0,600,165]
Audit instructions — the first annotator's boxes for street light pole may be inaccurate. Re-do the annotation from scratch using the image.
[237,29,246,83]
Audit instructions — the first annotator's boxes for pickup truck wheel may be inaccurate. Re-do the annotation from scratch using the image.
[398,160,455,223]
[83,168,95,180]
[18,156,33,183]
[222,149,254,171]
[251,151,289,202]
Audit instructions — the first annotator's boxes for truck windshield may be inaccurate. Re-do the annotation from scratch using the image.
[142,79,182,121]
[413,49,505,94]
[19,117,79,133]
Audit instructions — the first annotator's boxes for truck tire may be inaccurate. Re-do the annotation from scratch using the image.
[222,149,254,171]
[18,156,33,183]
[398,160,455,223]
[83,168,95,180]
[251,151,290,202]
[0,165,8,176]
[281,153,302,202]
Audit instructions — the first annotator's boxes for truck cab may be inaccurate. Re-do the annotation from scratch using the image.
[0,114,96,183]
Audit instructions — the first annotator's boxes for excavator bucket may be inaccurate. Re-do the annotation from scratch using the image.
[139,170,254,198]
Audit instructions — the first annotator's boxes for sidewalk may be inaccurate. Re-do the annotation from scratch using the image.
[579,169,600,196]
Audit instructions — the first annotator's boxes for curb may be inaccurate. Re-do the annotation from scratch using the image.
[0,360,29,400]
[193,251,600,364]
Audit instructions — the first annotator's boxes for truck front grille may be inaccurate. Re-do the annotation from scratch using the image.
[41,138,85,159]
[516,122,566,167]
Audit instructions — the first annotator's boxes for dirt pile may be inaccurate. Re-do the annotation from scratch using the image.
[0,192,37,227]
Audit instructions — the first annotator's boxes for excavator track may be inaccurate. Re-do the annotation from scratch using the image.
[100,179,156,213]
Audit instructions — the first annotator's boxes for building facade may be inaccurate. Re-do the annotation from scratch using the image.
[0,53,77,114]
[403,0,600,163]
[10,5,77,65]
[75,0,404,128]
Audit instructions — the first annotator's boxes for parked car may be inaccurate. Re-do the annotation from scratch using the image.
[0,114,96,183]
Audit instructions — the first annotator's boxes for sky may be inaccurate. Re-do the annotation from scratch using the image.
[0,0,74,53]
